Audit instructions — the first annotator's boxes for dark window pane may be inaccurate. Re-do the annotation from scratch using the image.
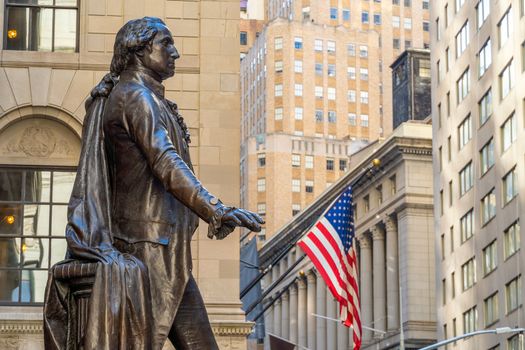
[0,170,23,201]
[25,171,51,202]
[52,171,75,203]
[0,238,21,267]
[0,270,21,302]
[23,204,50,236]
[0,204,23,235]
[50,238,66,266]
[54,9,77,52]
[22,237,48,268]
[20,269,47,302]
[6,7,53,51]
[51,205,67,236]
[6,0,53,5]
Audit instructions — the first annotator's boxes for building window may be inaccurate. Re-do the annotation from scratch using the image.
[257,228,266,242]
[479,89,492,125]
[460,209,474,242]
[5,0,79,52]
[456,21,470,58]
[504,222,520,260]
[326,158,334,171]
[360,114,369,127]
[374,14,382,25]
[347,67,356,80]
[257,178,266,192]
[360,91,369,104]
[436,17,441,41]
[327,87,336,100]
[305,155,314,169]
[456,0,466,12]
[456,68,470,103]
[359,45,368,58]
[275,60,283,73]
[405,40,411,49]
[292,154,301,167]
[340,159,348,171]
[393,16,400,27]
[459,162,473,196]
[293,107,303,120]
[458,115,472,149]
[305,180,314,193]
[481,188,496,225]
[508,334,522,350]
[348,113,357,125]
[390,175,397,195]
[362,11,369,23]
[240,31,247,45]
[275,108,283,120]
[478,39,492,78]
[442,278,447,304]
[257,203,266,216]
[348,90,356,102]
[506,276,522,313]
[327,41,336,53]
[477,0,490,29]
[393,39,400,49]
[275,84,283,97]
[257,153,266,167]
[315,63,323,75]
[463,306,477,334]
[501,113,516,151]
[503,167,517,204]
[292,204,301,216]
[315,86,323,98]
[363,195,370,212]
[498,7,512,47]
[423,21,430,31]
[483,240,497,275]
[343,9,350,21]
[292,179,301,192]
[0,168,76,303]
[315,110,323,122]
[275,37,283,50]
[404,18,412,29]
[294,84,303,97]
[360,68,369,80]
[347,43,356,56]
[327,111,336,123]
[294,36,303,49]
[315,39,323,51]
[484,293,498,326]
[480,138,494,174]
[423,0,429,8]
[330,7,338,19]
[500,60,514,99]
[327,64,336,77]
[294,60,303,73]
[404,0,411,7]
[462,257,476,290]
[393,0,400,5]
[451,272,456,298]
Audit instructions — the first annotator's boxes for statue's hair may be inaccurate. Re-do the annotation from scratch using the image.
[109,17,166,76]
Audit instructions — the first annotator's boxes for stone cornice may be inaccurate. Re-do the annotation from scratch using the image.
[210,321,254,336]
[0,320,43,335]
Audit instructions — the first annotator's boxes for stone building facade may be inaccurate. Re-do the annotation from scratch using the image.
[257,122,436,349]
[431,0,525,347]
[0,1,250,349]
[240,0,432,242]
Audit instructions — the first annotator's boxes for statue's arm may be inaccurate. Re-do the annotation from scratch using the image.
[125,90,221,223]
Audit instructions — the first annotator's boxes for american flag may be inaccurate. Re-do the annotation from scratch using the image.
[298,186,362,349]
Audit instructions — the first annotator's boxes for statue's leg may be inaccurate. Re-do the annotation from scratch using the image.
[167,276,219,350]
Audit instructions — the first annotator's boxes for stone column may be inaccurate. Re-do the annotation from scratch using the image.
[326,292,337,350]
[289,283,298,344]
[385,216,400,331]
[264,274,273,337]
[316,272,327,350]
[358,234,373,342]
[337,321,349,349]
[298,277,307,347]
[273,295,281,337]
[372,225,386,335]
[281,290,290,339]
[307,271,317,349]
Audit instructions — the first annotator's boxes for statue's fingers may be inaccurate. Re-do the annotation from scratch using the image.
[236,211,261,232]
[224,212,242,226]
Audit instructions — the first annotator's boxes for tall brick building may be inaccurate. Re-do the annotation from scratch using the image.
[240,0,431,241]
[0,1,249,349]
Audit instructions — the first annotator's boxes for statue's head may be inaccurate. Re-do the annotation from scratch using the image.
[110,17,179,80]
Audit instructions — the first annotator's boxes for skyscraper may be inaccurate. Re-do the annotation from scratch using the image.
[241,0,431,241]
[431,0,525,347]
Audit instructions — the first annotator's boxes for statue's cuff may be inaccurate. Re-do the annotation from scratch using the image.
[208,205,235,239]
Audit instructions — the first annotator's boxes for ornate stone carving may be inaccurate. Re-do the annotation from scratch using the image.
[385,216,397,233]
[371,226,385,241]
[3,126,72,158]
[358,234,372,249]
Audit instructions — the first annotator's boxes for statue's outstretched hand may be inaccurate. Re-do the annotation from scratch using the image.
[209,208,265,240]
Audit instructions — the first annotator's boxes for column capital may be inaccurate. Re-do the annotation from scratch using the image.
[307,270,317,283]
[298,277,307,289]
[274,295,282,305]
[385,215,397,233]
[282,290,289,301]
[358,234,371,249]
[290,282,298,294]
[371,225,385,241]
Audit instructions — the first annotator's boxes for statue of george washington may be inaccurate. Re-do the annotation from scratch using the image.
[44,17,263,350]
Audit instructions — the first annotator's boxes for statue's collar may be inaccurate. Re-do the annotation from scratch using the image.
[120,68,165,98]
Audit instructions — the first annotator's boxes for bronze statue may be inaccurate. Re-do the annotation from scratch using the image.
[44,17,263,350]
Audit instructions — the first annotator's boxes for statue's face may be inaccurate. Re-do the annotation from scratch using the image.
[141,24,179,80]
